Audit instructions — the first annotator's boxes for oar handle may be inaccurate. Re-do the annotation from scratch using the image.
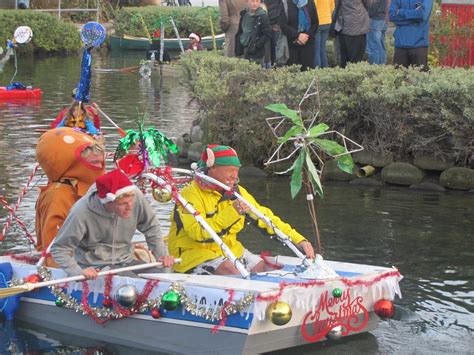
[28,259,181,292]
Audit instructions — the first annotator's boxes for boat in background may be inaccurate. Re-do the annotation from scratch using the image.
[109,33,225,52]
[0,86,42,100]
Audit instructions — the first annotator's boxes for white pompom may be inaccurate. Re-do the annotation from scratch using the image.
[190,162,198,170]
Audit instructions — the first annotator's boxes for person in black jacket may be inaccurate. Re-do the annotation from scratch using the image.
[235,0,272,64]
[280,0,318,70]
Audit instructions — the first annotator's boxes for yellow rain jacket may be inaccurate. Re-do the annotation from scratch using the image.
[168,180,306,273]
[35,128,104,266]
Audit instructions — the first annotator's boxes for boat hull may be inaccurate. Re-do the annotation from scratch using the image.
[109,34,225,52]
[0,87,42,100]
[1,256,402,353]
[15,298,380,354]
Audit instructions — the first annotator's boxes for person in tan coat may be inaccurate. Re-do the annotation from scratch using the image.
[219,0,247,57]
[35,128,105,266]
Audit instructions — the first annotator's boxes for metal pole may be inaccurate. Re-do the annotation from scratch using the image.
[159,21,165,62]
[170,18,184,54]
[58,0,61,19]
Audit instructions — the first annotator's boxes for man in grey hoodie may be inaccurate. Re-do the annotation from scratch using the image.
[51,169,175,279]
[333,0,372,68]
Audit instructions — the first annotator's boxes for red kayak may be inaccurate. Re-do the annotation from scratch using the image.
[0,86,42,100]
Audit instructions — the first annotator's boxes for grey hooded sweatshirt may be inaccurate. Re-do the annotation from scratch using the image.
[51,184,167,276]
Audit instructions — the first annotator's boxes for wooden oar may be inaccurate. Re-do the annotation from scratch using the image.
[0,258,180,299]
[94,106,127,137]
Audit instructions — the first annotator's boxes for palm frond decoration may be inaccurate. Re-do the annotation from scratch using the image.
[265,78,363,253]
[114,112,178,172]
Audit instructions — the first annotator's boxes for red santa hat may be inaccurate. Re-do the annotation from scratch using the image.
[189,32,201,43]
[96,169,136,204]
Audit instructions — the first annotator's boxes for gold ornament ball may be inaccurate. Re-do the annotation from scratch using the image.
[115,284,138,308]
[267,301,292,326]
[152,187,172,203]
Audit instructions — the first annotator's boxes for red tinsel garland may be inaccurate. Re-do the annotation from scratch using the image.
[211,289,235,334]
[260,251,284,270]
[4,253,40,264]
[0,163,40,242]
[81,276,160,325]
[256,269,401,302]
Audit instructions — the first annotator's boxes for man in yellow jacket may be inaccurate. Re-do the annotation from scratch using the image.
[168,144,314,275]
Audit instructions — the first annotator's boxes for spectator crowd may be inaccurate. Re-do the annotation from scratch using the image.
[218,0,433,71]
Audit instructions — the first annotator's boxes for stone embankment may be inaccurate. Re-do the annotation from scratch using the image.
[175,119,474,192]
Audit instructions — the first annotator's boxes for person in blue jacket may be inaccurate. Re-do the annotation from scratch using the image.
[389,0,433,70]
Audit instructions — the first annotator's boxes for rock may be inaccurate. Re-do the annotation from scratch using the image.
[440,167,474,190]
[409,182,446,192]
[187,142,204,162]
[352,150,372,165]
[176,134,191,158]
[240,166,266,177]
[349,178,384,187]
[353,150,393,167]
[190,125,203,143]
[166,151,178,165]
[322,160,354,182]
[413,154,454,171]
[381,162,424,185]
[372,152,394,167]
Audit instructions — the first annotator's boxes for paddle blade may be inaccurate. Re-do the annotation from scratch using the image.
[0,284,31,299]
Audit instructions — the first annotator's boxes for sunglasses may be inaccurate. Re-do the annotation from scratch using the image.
[81,144,104,158]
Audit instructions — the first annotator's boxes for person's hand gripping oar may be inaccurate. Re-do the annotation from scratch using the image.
[93,104,127,137]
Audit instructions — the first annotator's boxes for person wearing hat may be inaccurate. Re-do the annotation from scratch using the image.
[51,88,101,133]
[50,169,175,279]
[168,144,314,275]
[35,128,106,267]
[186,33,204,52]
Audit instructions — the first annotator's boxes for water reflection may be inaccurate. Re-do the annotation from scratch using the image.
[1,54,473,353]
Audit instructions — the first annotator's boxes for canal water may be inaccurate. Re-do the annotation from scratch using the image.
[0,53,473,354]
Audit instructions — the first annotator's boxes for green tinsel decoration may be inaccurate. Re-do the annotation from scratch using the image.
[114,113,179,168]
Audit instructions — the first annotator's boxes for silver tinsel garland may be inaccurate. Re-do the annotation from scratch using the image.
[35,266,255,323]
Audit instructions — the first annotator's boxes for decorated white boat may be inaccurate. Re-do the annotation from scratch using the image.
[0,167,403,354]
[0,254,402,354]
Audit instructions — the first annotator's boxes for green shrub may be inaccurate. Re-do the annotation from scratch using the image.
[180,52,474,168]
[0,10,81,53]
[114,6,220,39]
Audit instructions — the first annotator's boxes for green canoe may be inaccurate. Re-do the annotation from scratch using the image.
[109,33,225,52]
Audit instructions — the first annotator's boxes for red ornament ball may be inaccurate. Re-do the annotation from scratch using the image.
[102,297,113,308]
[374,299,395,319]
[24,274,41,284]
[151,308,161,319]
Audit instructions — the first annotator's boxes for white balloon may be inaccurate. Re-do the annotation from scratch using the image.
[14,26,33,44]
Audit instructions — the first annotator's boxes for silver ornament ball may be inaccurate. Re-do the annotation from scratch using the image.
[116,284,138,308]
[326,325,344,340]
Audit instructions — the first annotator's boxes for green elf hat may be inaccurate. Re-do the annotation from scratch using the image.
[197,144,241,168]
